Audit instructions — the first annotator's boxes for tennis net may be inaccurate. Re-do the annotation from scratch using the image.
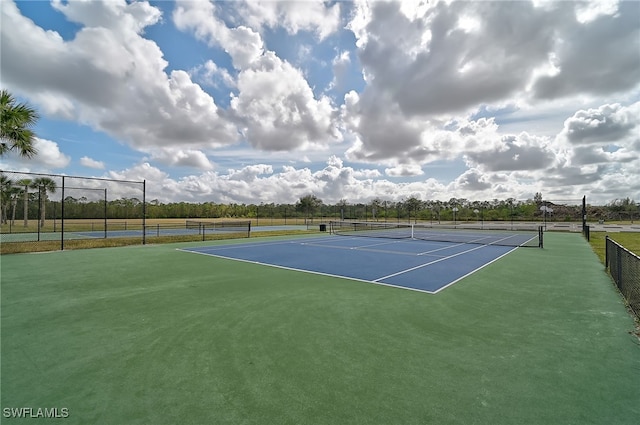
[329,221,543,248]
[185,220,251,237]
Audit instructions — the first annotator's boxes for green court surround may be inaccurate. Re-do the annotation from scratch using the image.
[1,232,638,424]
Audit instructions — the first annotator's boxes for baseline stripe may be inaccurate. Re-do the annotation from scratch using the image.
[178,248,439,294]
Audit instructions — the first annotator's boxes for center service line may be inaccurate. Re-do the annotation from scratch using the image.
[372,243,488,282]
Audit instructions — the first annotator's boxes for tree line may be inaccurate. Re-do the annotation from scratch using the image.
[3,191,638,228]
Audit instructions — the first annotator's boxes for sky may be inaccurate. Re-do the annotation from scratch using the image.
[1,0,639,206]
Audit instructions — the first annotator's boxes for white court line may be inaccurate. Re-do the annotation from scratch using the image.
[180,234,484,259]
[416,242,467,256]
[352,238,469,258]
[373,243,488,282]
[350,239,406,249]
[299,239,451,258]
[176,236,331,253]
[178,238,518,295]
[414,230,536,247]
[177,249,438,294]
[430,247,518,294]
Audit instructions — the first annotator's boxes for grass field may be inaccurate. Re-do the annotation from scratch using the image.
[588,231,640,263]
[1,232,639,424]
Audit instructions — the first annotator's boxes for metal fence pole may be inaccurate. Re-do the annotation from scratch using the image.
[104,188,108,239]
[61,176,65,251]
[142,180,146,245]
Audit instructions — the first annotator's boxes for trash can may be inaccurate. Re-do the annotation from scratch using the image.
[319,224,327,232]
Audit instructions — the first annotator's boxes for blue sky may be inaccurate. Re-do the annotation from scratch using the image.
[1,0,639,205]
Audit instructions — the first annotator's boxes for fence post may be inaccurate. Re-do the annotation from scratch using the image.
[61,176,65,251]
[616,245,622,286]
[37,188,41,242]
[583,225,589,242]
[142,180,146,246]
[104,188,108,239]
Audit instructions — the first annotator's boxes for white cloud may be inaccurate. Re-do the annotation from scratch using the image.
[350,1,558,116]
[227,164,273,181]
[450,169,493,192]
[337,0,639,203]
[558,103,639,146]
[1,0,238,154]
[236,1,341,40]
[147,148,214,170]
[2,0,638,206]
[80,156,105,169]
[190,60,236,89]
[554,103,640,185]
[532,1,639,99]
[51,0,162,33]
[344,1,639,157]
[173,1,264,69]
[35,138,71,169]
[385,164,424,177]
[328,50,351,93]
[463,133,556,172]
[230,52,341,151]
[0,138,70,173]
[574,0,620,24]
[173,1,341,152]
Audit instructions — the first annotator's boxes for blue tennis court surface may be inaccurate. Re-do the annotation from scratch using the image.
[179,235,518,294]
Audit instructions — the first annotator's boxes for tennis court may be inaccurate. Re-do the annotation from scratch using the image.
[1,231,639,424]
[0,220,252,243]
[180,222,542,293]
[180,236,520,293]
[0,228,200,242]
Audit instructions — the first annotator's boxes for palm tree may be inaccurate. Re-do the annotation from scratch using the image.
[0,173,12,225]
[8,187,22,225]
[30,177,56,228]
[0,89,39,158]
[16,178,31,227]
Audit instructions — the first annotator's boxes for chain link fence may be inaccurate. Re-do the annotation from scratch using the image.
[1,170,145,252]
[606,236,640,320]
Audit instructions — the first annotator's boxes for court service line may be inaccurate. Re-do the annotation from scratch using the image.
[352,238,472,257]
[178,236,331,254]
[297,240,448,258]
[306,236,472,258]
[416,242,468,256]
[431,247,518,294]
[350,239,406,249]
[178,249,438,294]
[372,243,489,282]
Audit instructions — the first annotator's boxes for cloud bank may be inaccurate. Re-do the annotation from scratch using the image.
[1,0,638,204]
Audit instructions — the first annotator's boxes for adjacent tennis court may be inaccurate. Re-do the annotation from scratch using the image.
[0,220,252,243]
